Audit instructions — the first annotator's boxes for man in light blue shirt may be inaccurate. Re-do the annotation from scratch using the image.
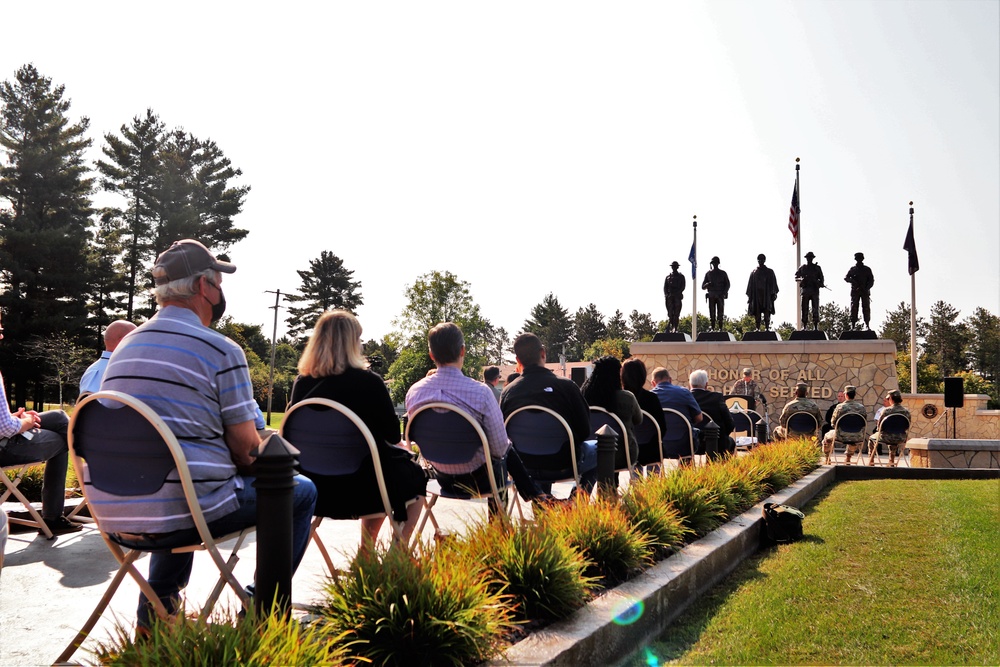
[78,320,135,395]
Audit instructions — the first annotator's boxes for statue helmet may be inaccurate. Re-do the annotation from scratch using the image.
[670,261,680,268]
[756,253,766,262]
[854,252,865,261]
[805,251,815,260]
[710,256,720,265]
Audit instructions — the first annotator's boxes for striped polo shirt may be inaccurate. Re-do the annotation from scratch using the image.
[95,306,258,533]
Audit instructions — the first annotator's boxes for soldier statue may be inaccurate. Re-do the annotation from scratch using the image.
[794,251,825,330]
[746,254,779,330]
[701,256,730,330]
[845,252,875,329]
[663,261,685,332]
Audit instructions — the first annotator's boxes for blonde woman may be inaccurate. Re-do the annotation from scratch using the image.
[289,310,426,551]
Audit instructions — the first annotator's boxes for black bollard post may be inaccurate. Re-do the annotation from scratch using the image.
[755,420,769,445]
[702,420,720,461]
[595,424,618,499]
[252,433,300,619]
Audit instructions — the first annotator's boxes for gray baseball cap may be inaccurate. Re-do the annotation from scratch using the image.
[152,239,236,285]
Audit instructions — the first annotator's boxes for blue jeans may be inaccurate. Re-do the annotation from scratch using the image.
[117,474,317,628]
[530,439,598,495]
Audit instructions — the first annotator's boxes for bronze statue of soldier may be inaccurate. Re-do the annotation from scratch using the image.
[663,261,685,332]
[701,256,730,330]
[845,252,875,329]
[746,253,778,330]
[795,251,824,330]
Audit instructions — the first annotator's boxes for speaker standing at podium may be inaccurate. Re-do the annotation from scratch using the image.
[731,368,767,413]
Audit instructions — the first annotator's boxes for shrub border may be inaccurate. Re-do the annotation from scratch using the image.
[492,464,1000,666]
[489,466,835,666]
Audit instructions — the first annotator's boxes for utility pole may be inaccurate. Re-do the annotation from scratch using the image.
[265,289,287,425]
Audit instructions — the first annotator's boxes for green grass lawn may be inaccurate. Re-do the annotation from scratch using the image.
[626,479,999,666]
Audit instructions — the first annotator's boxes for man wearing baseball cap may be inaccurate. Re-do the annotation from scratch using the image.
[98,239,317,635]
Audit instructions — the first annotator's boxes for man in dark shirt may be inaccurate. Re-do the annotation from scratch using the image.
[500,333,595,494]
[688,369,734,456]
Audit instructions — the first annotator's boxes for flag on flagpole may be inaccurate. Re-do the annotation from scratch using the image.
[903,219,919,274]
[788,180,800,244]
[688,241,696,279]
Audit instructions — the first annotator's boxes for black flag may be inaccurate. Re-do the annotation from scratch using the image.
[903,219,919,275]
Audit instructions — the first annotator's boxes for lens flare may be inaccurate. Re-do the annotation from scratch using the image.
[611,598,644,626]
[644,647,660,666]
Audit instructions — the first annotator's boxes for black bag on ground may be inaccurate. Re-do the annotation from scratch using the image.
[761,502,805,544]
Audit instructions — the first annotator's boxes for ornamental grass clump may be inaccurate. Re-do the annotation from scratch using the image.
[91,604,347,666]
[316,543,513,667]
[724,455,771,501]
[644,468,727,537]
[754,437,820,489]
[539,494,655,584]
[689,463,761,519]
[460,518,596,621]
[620,477,693,557]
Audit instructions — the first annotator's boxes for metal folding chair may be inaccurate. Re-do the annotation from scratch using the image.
[57,391,254,663]
[589,406,634,477]
[868,413,911,467]
[662,408,697,466]
[786,411,820,442]
[635,410,664,476]
[405,402,517,539]
[280,398,406,576]
[1,460,54,539]
[504,405,582,497]
[831,412,867,464]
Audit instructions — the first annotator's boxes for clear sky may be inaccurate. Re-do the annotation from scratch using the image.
[4,1,998,344]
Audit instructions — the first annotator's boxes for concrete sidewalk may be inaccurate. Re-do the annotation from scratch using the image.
[1,490,524,667]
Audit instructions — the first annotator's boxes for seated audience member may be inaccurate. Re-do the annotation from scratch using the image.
[506,372,520,385]
[581,356,640,469]
[821,389,846,438]
[773,382,823,440]
[100,239,317,631]
[483,365,502,402]
[621,358,665,429]
[867,390,910,466]
[500,333,596,495]
[688,369,735,456]
[0,310,78,537]
[621,357,667,465]
[651,367,705,458]
[821,384,868,465]
[79,319,136,395]
[289,309,426,552]
[405,322,554,512]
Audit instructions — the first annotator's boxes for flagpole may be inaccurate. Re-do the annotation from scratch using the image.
[794,158,802,330]
[909,201,917,391]
[691,215,698,341]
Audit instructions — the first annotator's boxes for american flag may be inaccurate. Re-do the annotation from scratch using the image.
[788,180,800,244]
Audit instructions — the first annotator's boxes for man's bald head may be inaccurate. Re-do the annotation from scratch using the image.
[104,320,136,352]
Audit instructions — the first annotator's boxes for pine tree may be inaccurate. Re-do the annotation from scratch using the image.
[606,310,628,340]
[96,108,164,320]
[0,64,93,405]
[285,251,364,341]
[878,301,927,352]
[924,301,969,376]
[572,304,607,359]
[523,293,574,359]
[627,310,657,341]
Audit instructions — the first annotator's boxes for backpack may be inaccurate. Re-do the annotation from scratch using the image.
[761,502,805,544]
